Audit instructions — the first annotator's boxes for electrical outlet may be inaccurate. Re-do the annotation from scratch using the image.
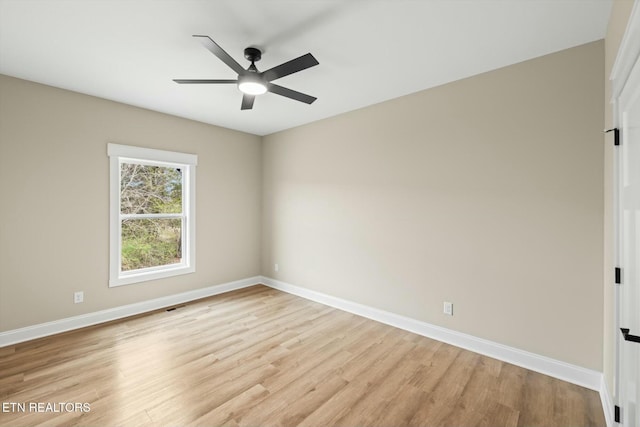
[274,263,279,272]
[443,301,453,316]
[74,291,84,304]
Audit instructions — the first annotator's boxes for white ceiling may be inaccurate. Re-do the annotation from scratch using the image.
[0,0,612,136]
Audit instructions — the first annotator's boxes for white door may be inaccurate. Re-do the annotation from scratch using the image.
[618,52,640,427]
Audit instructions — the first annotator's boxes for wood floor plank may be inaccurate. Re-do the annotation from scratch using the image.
[0,285,605,427]
[477,402,520,427]
[240,370,350,427]
[186,383,270,427]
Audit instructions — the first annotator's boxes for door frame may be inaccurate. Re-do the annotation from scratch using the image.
[611,1,640,423]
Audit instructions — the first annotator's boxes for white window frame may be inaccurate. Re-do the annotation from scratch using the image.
[108,143,197,287]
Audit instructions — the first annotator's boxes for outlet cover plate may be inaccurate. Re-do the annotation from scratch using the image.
[443,301,453,316]
[74,291,84,304]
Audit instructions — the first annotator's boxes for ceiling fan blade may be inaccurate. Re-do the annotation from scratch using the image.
[267,83,317,104]
[193,35,246,75]
[241,94,255,110]
[173,79,237,84]
[261,53,319,82]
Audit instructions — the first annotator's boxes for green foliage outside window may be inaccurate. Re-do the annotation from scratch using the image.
[120,163,183,271]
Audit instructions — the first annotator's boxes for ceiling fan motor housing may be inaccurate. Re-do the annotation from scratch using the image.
[244,47,262,63]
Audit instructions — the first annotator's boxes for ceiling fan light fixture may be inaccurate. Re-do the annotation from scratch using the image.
[238,74,267,95]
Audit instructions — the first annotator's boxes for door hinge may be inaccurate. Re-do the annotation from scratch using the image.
[605,128,620,146]
[615,267,621,284]
[615,405,620,423]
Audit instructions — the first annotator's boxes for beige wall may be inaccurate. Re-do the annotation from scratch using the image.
[0,75,262,332]
[603,0,636,396]
[262,41,604,370]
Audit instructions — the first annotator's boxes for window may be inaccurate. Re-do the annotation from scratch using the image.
[108,143,197,287]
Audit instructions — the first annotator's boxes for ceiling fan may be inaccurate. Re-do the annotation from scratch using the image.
[173,35,319,110]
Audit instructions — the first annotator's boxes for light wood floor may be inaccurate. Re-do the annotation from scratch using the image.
[0,285,604,427]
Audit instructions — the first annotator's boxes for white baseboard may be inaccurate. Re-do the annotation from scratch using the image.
[600,376,615,427]
[261,276,603,392]
[1,274,606,399]
[0,276,260,347]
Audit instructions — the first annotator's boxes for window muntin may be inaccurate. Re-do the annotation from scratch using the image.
[108,144,196,287]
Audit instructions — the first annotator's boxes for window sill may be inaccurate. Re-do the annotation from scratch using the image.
[109,265,195,287]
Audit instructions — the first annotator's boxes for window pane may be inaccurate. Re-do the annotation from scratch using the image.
[120,163,182,214]
[121,218,182,271]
